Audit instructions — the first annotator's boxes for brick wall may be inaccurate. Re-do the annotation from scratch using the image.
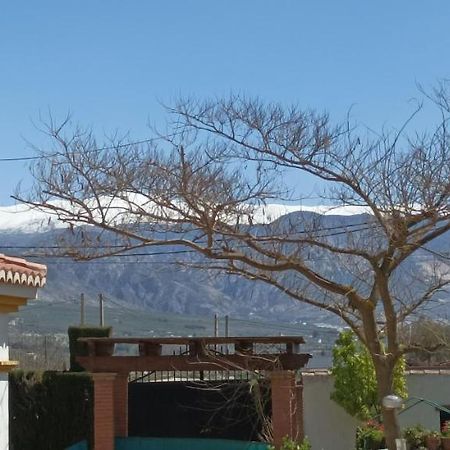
[93,373,116,450]
[114,374,129,437]
[271,370,302,449]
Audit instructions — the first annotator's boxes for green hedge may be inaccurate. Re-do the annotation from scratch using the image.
[10,370,93,450]
[68,326,112,371]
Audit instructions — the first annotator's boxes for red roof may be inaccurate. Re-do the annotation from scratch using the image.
[0,254,46,287]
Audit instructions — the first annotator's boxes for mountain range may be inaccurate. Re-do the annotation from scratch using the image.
[1,203,449,328]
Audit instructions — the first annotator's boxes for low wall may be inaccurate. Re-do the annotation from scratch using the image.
[301,369,450,450]
[302,371,359,450]
[398,370,450,431]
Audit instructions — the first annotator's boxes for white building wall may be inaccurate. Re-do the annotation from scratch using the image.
[302,373,360,450]
[0,314,9,450]
[302,371,450,450]
[398,372,450,431]
[0,375,8,450]
[0,315,8,361]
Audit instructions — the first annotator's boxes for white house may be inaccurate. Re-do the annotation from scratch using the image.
[0,254,46,450]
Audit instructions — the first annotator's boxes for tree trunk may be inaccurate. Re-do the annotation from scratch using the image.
[374,360,401,450]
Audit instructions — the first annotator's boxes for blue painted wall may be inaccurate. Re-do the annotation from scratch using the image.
[115,437,270,450]
[67,437,269,449]
[66,441,88,450]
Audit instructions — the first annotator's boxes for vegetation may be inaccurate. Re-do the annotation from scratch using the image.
[68,326,112,371]
[400,318,450,366]
[356,421,385,450]
[18,85,450,448]
[269,437,311,450]
[331,330,406,420]
[9,333,67,371]
[9,370,93,450]
[402,424,427,450]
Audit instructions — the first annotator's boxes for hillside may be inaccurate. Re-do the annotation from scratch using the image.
[1,204,449,328]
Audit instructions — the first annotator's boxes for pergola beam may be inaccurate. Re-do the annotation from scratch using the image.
[78,353,311,373]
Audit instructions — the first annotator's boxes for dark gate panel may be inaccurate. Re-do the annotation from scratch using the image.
[128,381,270,441]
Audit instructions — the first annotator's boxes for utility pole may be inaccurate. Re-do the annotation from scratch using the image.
[214,314,219,337]
[80,293,85,326]
[224,315,229,338]
[99,293,104,327]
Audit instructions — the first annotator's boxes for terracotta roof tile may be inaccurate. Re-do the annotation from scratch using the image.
[0,254,46,287]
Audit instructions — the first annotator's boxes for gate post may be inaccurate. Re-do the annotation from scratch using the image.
[271,370,302,449]
[92,373,116,450]
[114,373,129,437]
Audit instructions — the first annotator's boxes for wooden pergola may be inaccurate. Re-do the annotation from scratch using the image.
[78,335,311,450]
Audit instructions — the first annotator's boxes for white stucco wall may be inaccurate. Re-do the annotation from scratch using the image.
[302,372,360,450]
[0,375,8,450]
[0,315,9,450]
[398,372,450,431]
[0,315,8,361]
[302,370,450,450]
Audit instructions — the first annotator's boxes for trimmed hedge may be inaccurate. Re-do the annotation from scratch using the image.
[9,370,93,450]
[68,326,112,371]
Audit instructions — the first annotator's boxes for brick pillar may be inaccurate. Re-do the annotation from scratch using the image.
[114,373,129,437]
[92,373,116,450]
[271,370,302,449]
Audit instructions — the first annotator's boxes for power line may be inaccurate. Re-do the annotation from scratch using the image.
[28,259,189,265]
[2,223,377,264]
[421,246,450,261]
[0,218,376,247]
[0,220,377,253]
[23,256,330,265]
[0,137,159,163]
[23,249,194,257]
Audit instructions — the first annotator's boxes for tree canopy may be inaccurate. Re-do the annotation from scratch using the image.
[16,84,450,449]
[331,330,406,421]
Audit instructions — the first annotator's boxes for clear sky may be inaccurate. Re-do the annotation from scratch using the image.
[1,1,450,205]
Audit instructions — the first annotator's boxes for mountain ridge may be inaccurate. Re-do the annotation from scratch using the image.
[1,208,448,326]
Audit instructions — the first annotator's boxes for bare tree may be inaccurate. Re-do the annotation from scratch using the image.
[15,89,450,449]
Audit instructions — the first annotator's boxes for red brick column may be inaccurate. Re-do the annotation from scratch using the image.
[114,373,129,437]
[92,373,116,450]
[271,370,302,449]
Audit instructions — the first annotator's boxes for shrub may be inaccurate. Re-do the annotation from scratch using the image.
[68,326,112,371]
[9,370,93,450]
[403,424,427,449]
[356,421,385,450]
[269,437,311,450]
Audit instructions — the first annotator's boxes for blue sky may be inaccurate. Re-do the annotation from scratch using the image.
[1,1,450,204]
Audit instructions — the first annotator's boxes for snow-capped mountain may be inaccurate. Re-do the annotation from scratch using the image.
[0,203,448,325]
